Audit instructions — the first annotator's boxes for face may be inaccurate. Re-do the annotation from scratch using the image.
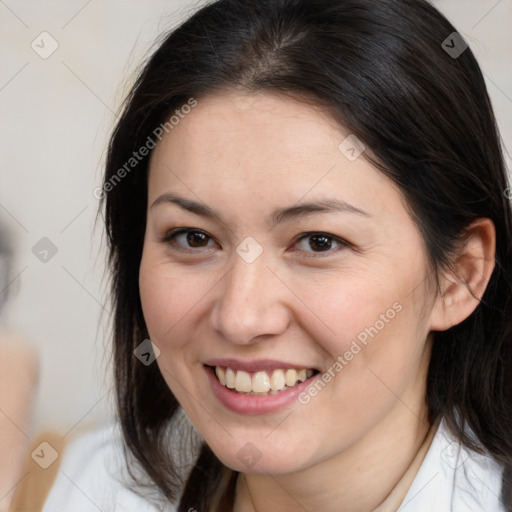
[139,91,437,475]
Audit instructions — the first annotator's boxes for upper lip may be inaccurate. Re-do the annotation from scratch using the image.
[204,358,318,373]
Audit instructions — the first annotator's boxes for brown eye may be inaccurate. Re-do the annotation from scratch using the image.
[186,231,210,247]
[308,234,332,252]
[294,232,348,256]
[163,229,215,250]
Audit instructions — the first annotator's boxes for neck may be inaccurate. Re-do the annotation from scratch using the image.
[234,388,433,512]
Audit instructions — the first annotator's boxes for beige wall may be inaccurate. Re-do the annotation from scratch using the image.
[1,0,511,436]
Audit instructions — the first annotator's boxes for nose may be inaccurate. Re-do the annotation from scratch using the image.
[210,254,291,345]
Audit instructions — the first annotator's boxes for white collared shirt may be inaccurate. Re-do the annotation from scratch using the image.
[398,421,505,511]
[42,420,507,511]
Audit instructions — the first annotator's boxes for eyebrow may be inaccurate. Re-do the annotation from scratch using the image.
[150,193,371,226]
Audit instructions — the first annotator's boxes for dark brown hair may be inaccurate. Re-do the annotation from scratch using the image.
[102,1,512,510]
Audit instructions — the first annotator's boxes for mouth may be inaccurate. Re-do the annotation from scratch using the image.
[208,365,319,396]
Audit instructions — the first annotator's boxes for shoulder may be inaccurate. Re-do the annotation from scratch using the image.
[401,419,506,511]
[42,424,177,512]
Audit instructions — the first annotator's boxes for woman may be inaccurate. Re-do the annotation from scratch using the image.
[43,0,512,510]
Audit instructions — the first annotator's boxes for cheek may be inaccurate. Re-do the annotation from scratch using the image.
[291,269,407,358]
[293,286,430,454]
[138,254,207,408]
[138,253,205,348]
[298,268,431,398]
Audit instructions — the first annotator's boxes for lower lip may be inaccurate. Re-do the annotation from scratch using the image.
[205,366,319,415]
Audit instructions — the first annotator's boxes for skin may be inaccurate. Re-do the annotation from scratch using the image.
[139,91,495,511]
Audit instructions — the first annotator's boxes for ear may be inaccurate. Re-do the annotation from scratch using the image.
[429,218,496,331]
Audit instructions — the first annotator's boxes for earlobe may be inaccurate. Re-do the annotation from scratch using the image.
[429,218,496,332]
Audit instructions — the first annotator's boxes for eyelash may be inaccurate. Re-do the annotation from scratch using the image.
[161,228,350,258]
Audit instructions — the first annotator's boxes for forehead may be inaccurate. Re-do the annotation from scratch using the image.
[147,91,401,219]
[151,92,341,170]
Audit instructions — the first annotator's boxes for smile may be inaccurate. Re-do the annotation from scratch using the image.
[214,366,317,395]
[204,361,322,414]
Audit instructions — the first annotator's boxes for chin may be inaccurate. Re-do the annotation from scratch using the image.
[206,436,315,475]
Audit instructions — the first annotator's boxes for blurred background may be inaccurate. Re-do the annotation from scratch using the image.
[0,0,511,439]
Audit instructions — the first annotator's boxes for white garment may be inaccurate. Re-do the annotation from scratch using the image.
[398,421,505,511]
[42,420,507,511]
[42,424,176,512]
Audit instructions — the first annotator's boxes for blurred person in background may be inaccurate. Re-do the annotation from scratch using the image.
[0,223,39,512]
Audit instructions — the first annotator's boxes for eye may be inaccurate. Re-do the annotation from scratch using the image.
[293,232,349,256]
[162,228,216,250]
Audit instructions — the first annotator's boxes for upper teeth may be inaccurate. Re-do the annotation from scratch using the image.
[215,367,314,395]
